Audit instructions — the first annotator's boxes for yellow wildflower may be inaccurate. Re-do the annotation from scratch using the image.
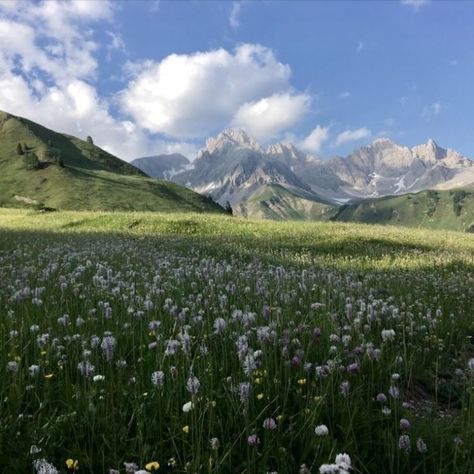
[182,425,190,434]
[297,378,307,386]
[65,458,79,470]
[145,461,160,471]
[256,393,264,400]
[44,373,54,379]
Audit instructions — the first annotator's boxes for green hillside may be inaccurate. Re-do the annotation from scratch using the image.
[333,188,474,232]
[236,184,337,220]
[0,110,223,213]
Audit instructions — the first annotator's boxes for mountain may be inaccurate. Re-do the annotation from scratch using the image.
[168,129,474,220]
[0,110,223,213]
[333,188,474,232]
[131,153,192,179]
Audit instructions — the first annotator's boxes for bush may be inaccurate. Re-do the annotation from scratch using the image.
[23,152,40,170]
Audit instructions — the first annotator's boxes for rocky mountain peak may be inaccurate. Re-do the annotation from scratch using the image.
[266,142,304,160]
[201,128,263,157]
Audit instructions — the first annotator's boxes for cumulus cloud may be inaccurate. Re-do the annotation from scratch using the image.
[299,125,330,153]
[231,93,311,141]
[121,44,309,141]
[335,127,371,146]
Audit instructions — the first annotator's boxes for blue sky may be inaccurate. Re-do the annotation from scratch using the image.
[0,0,473,160]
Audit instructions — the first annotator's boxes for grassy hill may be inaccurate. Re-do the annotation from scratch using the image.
[235,184,337,220]
[0,110,223,213]
[332,188,474,232]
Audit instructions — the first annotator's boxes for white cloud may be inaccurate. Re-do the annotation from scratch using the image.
[335,127,371,146]
[356,41,364,54]
[339,91,351,100]
[231,93,311,141]
[299,125,330,153]
[121,44,308,141]
[401,0,429,10]
[229,2,242,29]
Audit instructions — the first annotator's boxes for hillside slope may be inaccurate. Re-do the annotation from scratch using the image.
[333,188,474,232]
[0,110,223,213]
[235,184,336,220]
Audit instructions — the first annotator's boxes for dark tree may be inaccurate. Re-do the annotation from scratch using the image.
[225,201,233,215]
[16,143,24,155]
[86,135,94,145]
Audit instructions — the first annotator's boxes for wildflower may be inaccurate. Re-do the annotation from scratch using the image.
[210,437,220,450]
[315,424,329,436]
[182,401,194,413]
[247,434,260,446]
[416,438,428,453]
[389,385,400,399]
[30,445,42,455]
[381,329,396,342]
[340,380,350,397]
[297,378,307,386]
[263,417,277,430]
[124,462,138,474]
[335,453,351,470]
[319,452,351,473]
[398,434,411,453]
[29,364,40,376]
[77,360,95,378]
[151,371,165,389]
[101,336,116,361]
[213,318,227,334]
[382,407,392,416]
[93,375,105,382]
[7,361,19,373]
[239,382,251,403]
[65,459,79,470]
[182,425,190,434]
[376,393,387,403]
[167,458,177,467]
[33,459,59,474]
[186,375,200,395]
[467,358,474,373]
[257,393,264,400]
[145,461,160,471]
[399,418,411,430]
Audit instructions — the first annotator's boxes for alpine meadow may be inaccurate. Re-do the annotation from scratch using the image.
[0,1,473,474]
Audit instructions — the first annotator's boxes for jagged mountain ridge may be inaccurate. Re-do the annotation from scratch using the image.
[165,129,474,217]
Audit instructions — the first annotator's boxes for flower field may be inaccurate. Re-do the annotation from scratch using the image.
[0,209,473,473]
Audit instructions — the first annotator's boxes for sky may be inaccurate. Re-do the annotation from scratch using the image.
[0,0,473,161]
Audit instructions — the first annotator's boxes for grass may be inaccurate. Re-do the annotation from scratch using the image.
[0,209,473,473]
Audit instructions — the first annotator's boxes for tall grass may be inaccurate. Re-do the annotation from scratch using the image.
[0,210,473,473]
